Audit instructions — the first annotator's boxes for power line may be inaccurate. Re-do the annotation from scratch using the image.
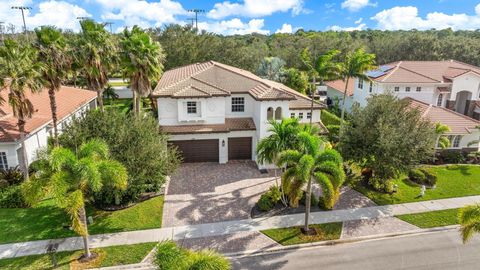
[103,22,114,33]
[187,9,205,31]
[11,6,31,34]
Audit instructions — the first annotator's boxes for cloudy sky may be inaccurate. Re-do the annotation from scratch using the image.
[2,0,480,35]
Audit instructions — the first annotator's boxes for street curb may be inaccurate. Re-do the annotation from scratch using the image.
[224,225,460,258]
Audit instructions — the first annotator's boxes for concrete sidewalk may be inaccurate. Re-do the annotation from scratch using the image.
[2,195,480,260]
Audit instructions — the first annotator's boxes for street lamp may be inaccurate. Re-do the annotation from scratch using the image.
[11,6,31,34]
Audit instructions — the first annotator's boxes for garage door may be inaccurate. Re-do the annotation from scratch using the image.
[170,139,219,163]
[228,137,252,160]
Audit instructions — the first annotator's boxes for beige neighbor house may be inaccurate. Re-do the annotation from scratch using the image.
[152,61,326,167]
[0,86,97,170]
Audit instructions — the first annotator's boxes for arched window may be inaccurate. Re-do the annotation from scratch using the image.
[275,107,282,120]
[267,107,274,120]
[437,94,443,107]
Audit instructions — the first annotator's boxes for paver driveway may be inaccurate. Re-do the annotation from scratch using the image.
[162,161,277,227]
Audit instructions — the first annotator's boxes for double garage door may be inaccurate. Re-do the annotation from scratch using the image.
[170,137,252,163]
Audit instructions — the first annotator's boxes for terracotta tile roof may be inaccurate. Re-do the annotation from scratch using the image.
[0,86,97,142]
[406,97,480,135]
[160,117,256,134]
[153,61,325,109]
[370,60,480,83]
[325,79,354,97]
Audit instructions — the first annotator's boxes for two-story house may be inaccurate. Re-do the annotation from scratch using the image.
[152,61,326,167]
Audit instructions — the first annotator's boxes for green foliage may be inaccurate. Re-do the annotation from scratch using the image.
[0,185,27,208]
[321,110,342,126]
[397,208,459,228]
[440,150,466,164]
[408,169,426,184]
[256,118,301,165]
[282,68,309,93]
[189,250,231,270]
[58,109,180,206]
[459,204,480,243]
[339,94,436,181]
[256,56,285,81]
[267,185,282,203]
[0,166,24,187]
[300,191,319,207]
[367,176,395,194]
[257,193,275,212]
[261,222,343,246]
[325,125,340,143]
[421,168,438,187]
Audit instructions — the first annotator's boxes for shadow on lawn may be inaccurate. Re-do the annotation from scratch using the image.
[445,165,472,176]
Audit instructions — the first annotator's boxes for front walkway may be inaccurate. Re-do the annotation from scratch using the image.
[2,195,479,260]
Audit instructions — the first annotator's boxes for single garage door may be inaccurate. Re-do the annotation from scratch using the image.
[170,139,219,163]
[228,137,252,160]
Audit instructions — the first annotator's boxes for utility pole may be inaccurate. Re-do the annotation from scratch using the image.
[187,18,195,28]
[103,22,113,33]
[0,22,5,43]
[187,9,205,31]
[11,6,31,34]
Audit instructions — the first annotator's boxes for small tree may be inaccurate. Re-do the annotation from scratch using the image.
[339,94,436,186]
[256,57,286,82]
[23,139,128,259]
[282,68,309,94]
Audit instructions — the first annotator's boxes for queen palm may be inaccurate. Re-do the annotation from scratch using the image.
[35,26,70,146]
[0,39,43,178]
[23,139,128,259]
[278,132,345,233]
[340,48,376,121]
[459,204,480,243]
[120,26,165,114]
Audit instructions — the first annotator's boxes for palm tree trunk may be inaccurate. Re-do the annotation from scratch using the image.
[79,207,91,258]
[309,77,316,126]
[340,77,350,121]
[132,90,137,115]
[304,177,313,233]
[48,87,59,147]
[97,89,104,112]
[135,93,141,115]
[18,119,29,181]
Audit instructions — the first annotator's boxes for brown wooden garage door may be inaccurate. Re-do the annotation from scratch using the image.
[170,139,219,163]
[228,137,252,160]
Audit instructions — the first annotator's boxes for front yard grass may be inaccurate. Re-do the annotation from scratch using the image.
[0,196,164,244]
[0,242,156,270]
[396,208,459,228]
[261,222,343,246]
[355,165,480,205]
[104,99,132,114]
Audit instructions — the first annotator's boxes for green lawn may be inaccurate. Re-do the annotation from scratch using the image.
[104,99,132,114]
[108,81,129,87]
[355,165,480,205]
[0,196,164,244]
[396,208,460,228]
[0,242,156,270]
[261,222,343,246]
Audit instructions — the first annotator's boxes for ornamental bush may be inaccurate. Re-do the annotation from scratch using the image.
[321,110,342,126]
[257,193,274,212]
[189,250,231,270]
[0,185,27,208]
[421,168,438,187]
[408,169,426,185]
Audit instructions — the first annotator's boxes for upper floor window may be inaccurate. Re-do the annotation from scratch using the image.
[187,101,197,114]
[267,107,274,120]
[299,112,304,119]
[369,82,373,93]
[452,135,462,148]
[405,87,411,92]
[307,112,312,119]
[358,79,363,89]
[416,87,422,92]
[394,86,400,92]
[437,94,443,107]
[275,107,282,120]
[0,152,7,170]
[290,112,295,118]
[231,97,245,112]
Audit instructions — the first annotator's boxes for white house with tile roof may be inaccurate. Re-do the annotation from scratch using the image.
[152,61,326,166]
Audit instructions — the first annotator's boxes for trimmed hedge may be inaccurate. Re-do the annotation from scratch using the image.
[321,110,342,126]
[408,167,437,187]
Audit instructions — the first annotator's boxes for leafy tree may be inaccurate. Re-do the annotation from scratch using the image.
[339,48,376,120]
[35,26,70,146]
[0,39,43,178]
[459,205,480,243]
[282,68,309,94]
[23,139,128,258]
[339,94,436,185]
[77,19,117,111]
[120,26,165,114]
[256,57,286,82]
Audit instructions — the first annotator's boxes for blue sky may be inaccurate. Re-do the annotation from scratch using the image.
[2,0,480,34]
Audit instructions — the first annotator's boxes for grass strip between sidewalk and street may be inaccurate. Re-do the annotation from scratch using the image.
[261,222,343,246]
[396,208,460,228]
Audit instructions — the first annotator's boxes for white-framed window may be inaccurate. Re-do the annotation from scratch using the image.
[416,87,422,92]
[290,112,295,118]
[299,112,304,119]
[0,152,7,170]
[405,87,411,92]
[369,82,373,93]
[437,94,443,107]
[307,112,312,119]
[452,135,462,148]
[358,79,363,89]
[394,86,400,92]
[231,97,245,112]
[187,101,197,114]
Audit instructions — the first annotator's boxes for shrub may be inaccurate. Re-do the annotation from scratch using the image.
[267,185,281,203]
[440,151,466,164]
[189,250,231,270]
[0,185,27,208]
[408,169,426,185]
[421,168,437,187]
[155,240,190,270]
[0,166,24,187]
[367,177,395,194]
[321,110,342,126]
[257,193,274,212]
[326,124,340,142]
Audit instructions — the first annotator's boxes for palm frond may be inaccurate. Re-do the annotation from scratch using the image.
[78,138,110,160]
[314,172,335,209]
[77,157,103,193]
[459,204,480,243]
[64,190,87,236]
[97,160,128,191]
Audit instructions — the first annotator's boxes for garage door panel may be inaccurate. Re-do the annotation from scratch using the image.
[170,139,219,163]
[228,137,252,160]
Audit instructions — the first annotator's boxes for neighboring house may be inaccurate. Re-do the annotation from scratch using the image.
[407,98,480,152]
[152,61,326,167]
[0,86,97,169]
[328,60,480,120]
[325,79,354,109]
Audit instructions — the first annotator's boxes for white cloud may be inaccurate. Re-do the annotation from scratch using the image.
[207,0,305,19]
[341,0,376,12]
[275,23,293,34]
[198,18,270,35]
[354,18,363,24]
[327,23,367,31]
[371,5,480,30]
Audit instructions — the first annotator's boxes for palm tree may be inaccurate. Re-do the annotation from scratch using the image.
[459,204,480,243]
[340,48,376,120]
[257,57,286,82]
[435,122,451,149]
[0,39,43,178]
[77,19,117,111]
[35,26,70,147]
[103,84,119,101]
[278,133,345,233]
[120,26,164,115]
[23,139,128,259]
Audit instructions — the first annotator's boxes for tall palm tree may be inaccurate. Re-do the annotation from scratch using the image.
[435,122,451,149]
[459,204,480,243]
[120,26,164,114]
[0,39,43,178]
[278,133,345,233]
[340,48,376,120]
[35,26,70,147]
[23,139,128,258]
[77,19,117,111]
